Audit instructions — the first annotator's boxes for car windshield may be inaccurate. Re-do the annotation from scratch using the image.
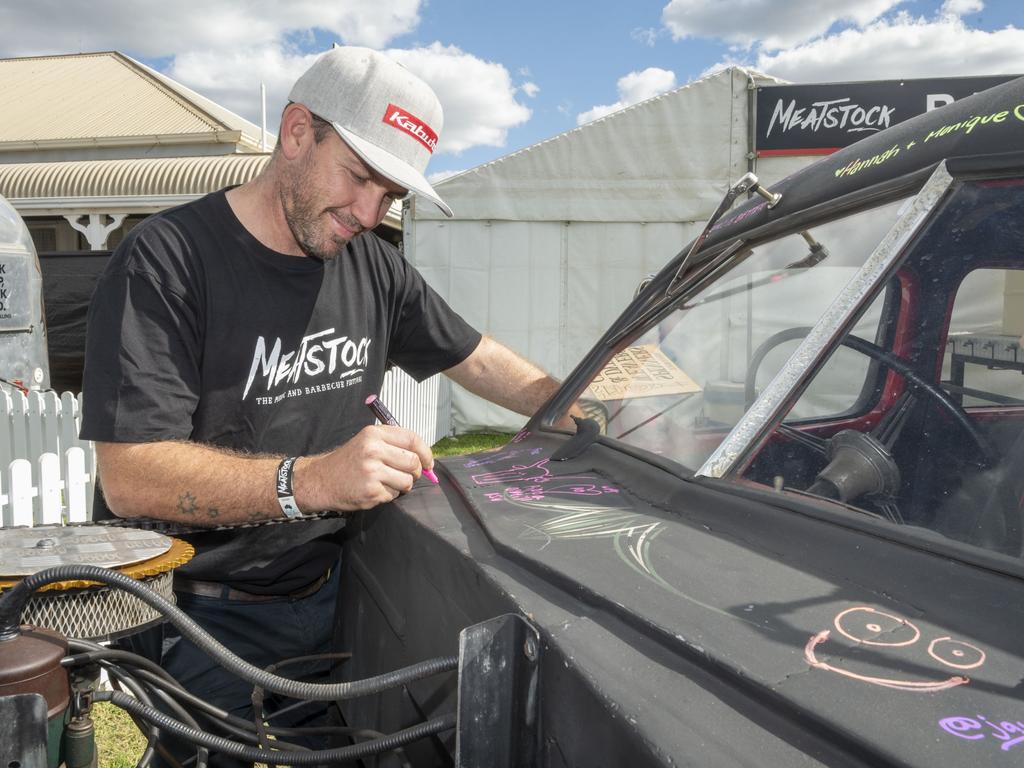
[569,197,910,472]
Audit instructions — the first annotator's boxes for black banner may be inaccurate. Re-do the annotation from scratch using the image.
[756,76,1018,155]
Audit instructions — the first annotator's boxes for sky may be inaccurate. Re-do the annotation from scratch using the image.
[1,0,1023,181]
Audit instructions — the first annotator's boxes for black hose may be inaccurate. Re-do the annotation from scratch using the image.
[126,669,294,742]
[65,647,169,680]
[64,642,401,752]
[96,690,456,765]
[105,659,214,768]
[67,641,364,755]
[252,651,350,750]
[0,565,457,700]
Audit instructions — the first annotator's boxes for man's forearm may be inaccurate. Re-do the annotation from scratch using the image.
[96,424,437,526]
[445,335,562,417]
[96,441,291,526]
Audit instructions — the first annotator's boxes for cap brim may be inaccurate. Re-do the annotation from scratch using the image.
[333,123,453,218]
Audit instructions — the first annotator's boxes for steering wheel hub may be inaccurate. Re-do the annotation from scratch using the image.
[815,429,901,503]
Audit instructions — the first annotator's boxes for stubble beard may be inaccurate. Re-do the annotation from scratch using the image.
[280,157,362,261]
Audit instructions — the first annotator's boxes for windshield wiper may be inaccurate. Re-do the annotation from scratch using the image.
[610,174,781,348]
[681,229,830,311]
[610,242,746,347]
[667,172,781,296]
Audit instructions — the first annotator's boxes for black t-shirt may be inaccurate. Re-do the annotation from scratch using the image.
[81,189,480,593]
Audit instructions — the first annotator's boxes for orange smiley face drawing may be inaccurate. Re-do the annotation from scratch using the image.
[804,606,986,692]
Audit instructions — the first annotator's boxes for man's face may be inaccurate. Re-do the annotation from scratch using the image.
[280,123,407,261]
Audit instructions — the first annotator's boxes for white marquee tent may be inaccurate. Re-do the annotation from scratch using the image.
[406,66,814,432]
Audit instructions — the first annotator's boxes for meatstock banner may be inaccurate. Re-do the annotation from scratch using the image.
[756,76,1019,156]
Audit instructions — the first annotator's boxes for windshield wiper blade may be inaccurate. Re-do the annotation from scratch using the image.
[610,241,747,346]
[608,173,781,348]
[681,230,829,310]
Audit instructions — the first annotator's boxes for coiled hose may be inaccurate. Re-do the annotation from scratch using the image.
[95,690,455,765]
[0,564,457,700]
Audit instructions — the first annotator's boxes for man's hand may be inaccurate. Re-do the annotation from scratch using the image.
[295,425,435,511]
[96,427,436,526]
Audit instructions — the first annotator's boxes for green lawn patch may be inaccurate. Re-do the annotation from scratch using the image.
[432,431,512,457]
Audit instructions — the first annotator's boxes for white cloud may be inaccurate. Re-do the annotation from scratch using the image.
[661,0,904,50]
[172,43,535,156]
[941,0,983,15]
[0,2,531,157]
[520,82,540,98]
[0,0,422,56]
[167,47,315,131]
[428,169,465,184]
[194,42,532,157]
[754,13,1024,82]
[387,43,531,154]
[577,67,677,125]
[631,27,659,47]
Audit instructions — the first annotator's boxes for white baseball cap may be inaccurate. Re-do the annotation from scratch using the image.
[289,46,453,218]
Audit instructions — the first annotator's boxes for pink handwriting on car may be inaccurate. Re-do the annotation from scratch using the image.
[471,459,552,486]
[940,715,1024,751]
[470,457,623,504]
[463,446,545,469]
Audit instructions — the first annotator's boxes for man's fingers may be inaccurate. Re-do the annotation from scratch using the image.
[370,425,435,473]
[315,425,435,511]
[378,464,417,494]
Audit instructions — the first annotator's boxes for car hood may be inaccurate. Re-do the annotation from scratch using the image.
[402,429,1024,765]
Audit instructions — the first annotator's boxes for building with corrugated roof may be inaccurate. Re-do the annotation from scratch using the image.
[0,51,400,252]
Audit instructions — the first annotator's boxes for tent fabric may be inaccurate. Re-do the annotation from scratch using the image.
[408,67,802,433]
[415,68,783,223]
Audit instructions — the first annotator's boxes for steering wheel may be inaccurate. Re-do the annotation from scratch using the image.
[744,327,997,524]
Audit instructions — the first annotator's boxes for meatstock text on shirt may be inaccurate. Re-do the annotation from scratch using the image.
[242,328,371,402]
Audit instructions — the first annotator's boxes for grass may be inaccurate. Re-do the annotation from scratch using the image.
[431,431,512,457]
[93,702,149,768]
[93,431,513,765]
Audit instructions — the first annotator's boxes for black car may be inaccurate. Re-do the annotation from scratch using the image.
[5,76,1024,768]
[335,76,1024,766]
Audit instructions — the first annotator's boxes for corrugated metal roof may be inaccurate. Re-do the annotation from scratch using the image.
[0,154,401,229]
[0,154,270,197]
[0,52,264,148]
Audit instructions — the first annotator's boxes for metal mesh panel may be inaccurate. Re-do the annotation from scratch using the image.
[20,572,173,641]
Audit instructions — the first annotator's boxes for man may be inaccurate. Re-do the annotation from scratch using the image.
[81,46,565,760]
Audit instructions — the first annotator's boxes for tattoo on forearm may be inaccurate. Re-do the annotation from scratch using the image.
[176,491,198,517]
[207,507,220,519]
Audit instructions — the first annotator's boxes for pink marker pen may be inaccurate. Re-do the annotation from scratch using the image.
[365,394,440,485]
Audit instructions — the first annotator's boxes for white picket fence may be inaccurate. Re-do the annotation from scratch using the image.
[0,370,449,529]
[0,389,95,528]
[380,368,451,447]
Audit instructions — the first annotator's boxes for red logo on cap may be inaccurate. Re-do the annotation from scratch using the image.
[382,103,438,154]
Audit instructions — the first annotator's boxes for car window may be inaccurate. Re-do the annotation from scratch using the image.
[740,179,1024,560]
[573,198,908,471]
[943,268,1024,407]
